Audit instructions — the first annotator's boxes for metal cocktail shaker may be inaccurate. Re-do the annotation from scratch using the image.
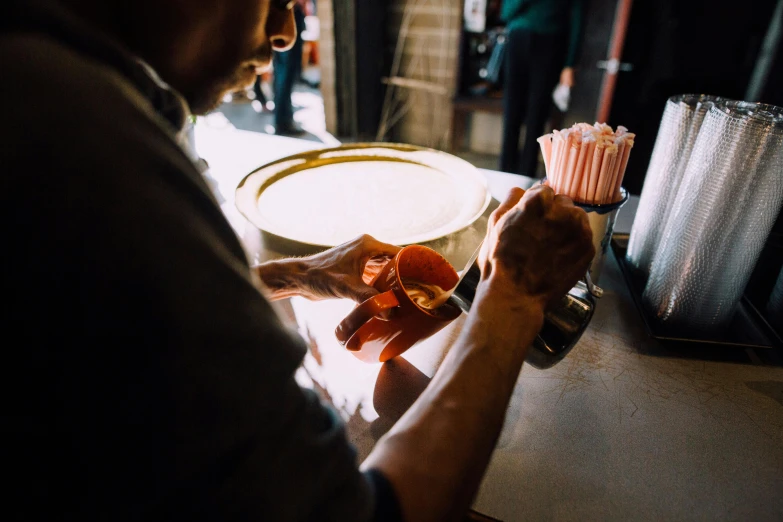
[448,267,603,369]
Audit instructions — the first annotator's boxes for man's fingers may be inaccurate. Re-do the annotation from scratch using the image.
[360,234,401,257]
[498,187,526,212]
[516,184,554,215]
[361,255,393,284]
[364,255,393,268]
[553,194,575,207]
[566,205,592,238]
[360,254,394,273]
[355,235,400,277]
[490,187,526,224]
[524,183,550,195]
[346,282,380,304]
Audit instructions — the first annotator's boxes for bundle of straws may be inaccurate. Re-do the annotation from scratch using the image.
[537,123,635,205]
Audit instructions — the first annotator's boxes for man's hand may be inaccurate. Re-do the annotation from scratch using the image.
[560,66,575,88]
[363,187,594,521]
[478,185,594,312]
[255,234,400,303]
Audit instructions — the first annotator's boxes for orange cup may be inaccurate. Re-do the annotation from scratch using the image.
[335,245,462,363]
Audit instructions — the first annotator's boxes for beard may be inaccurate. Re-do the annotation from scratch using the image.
[180,40,272,115]
[185,65,260,114]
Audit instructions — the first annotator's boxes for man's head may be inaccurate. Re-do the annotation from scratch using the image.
[67,0,296,113]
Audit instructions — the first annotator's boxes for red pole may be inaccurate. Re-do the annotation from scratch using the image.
[596,0,634,124]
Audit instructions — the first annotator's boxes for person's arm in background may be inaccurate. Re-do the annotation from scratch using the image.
[363,186,594,521]
[499,0,525,25]
[560,0,585,87]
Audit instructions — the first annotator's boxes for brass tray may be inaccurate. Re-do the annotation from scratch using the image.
[235,143,491,247]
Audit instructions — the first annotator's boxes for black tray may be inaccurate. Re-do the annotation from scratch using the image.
[610,234,782,350]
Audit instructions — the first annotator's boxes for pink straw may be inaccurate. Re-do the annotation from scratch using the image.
[563,133,581,196]
[612,134,635,201]
[595,122,613,135]
[553,130,571,192]
[576,123,594,134]
[587,138,607,204]
[605,146,620,204]
[595,143,617,205]
[537,134,553,177]
[579,137,596,202]
[549,131,563,190]
[538,123,635,204]
[604,138,626,204]
[569,135,590,200]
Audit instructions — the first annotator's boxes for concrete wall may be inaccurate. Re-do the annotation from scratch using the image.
[317,0,338,135]
[321,0,504,154]
[383,1,462,149]
[468,112,504,154]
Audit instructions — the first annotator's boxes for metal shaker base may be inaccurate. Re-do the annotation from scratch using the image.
[611,234,782,350]
[449,264,596,370]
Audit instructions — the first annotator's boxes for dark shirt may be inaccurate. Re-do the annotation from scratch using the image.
[501,0,585,67]
[1,1,399,520]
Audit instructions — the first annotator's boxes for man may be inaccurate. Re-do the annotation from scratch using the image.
[272,0,307,135]
[1,0,593,520]
[500,0,584,177]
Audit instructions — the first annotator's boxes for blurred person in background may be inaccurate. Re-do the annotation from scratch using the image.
[500,0,585,177]
[253,72,271,110]
[273,0,307,135]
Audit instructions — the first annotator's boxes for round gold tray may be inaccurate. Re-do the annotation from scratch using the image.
[235,143,491,247]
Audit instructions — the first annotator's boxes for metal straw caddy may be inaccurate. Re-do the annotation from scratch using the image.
[576,189,629,284]
[449,266,604,370]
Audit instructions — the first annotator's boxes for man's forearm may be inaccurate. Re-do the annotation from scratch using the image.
[254,259,307,300]
[362,277,545,521]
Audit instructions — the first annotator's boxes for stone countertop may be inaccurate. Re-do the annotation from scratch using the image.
[195,122,783,522]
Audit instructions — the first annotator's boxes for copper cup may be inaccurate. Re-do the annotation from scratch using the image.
[335,245,461,363]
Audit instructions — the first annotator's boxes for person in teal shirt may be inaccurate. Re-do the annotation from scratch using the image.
[500,0,584,176]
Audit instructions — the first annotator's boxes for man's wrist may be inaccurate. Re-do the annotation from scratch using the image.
[474,274,546,329]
